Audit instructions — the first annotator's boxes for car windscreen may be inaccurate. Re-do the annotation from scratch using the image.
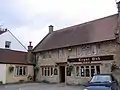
[90,75,111,83]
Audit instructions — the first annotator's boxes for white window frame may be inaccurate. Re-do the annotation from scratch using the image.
[15,66,27,76]
[5,41,11,48]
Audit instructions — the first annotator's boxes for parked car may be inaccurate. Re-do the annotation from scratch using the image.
[84,74,120,90]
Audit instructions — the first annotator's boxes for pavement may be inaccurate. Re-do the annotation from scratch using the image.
[0,83,85,90]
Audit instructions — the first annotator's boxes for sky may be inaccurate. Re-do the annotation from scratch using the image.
[0,0,119,48]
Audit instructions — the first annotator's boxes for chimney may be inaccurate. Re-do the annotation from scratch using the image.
[117,1,120,12]
[115,1,120,39]
[28,41,33,51]
[49,25,54,34]
[27,41,33,63]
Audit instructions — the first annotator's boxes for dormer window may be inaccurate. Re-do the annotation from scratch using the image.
[5,41,11,48]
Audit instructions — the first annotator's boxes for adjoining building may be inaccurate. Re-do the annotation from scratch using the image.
[33,2,120,85]
[0,29,34,84]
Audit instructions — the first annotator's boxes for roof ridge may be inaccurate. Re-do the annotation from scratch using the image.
[8,30,28,51]
[33,33,50,52]
[0,48,27,53]
[55,13,118,32]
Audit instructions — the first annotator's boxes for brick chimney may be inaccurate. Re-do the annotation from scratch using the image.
[27,41,33,63]
[49,25,54,34]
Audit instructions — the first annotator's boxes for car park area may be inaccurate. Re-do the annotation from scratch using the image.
[0,83,84,90]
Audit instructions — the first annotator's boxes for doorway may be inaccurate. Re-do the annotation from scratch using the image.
[59,66,65,83]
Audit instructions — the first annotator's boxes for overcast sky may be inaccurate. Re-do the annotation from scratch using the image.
[0,0,118,48]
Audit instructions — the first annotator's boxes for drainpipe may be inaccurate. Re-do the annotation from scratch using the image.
[33,53,36,82]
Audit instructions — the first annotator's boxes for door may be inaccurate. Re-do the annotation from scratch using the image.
[59,66,65,83]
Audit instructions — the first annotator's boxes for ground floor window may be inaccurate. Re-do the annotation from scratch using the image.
[81,66,84,77]
[91,66,95,77]
[15,66,27,76]
[51,67,53,75]
[96,66,100,74]
[41,67,54,76]
[86,66,90,77]
[75,65,100,77]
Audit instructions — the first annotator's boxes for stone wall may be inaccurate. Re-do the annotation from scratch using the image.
[6,64,34,84]
[36,40,120,84]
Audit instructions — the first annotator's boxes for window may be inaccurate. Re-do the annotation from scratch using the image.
[77,47,81,56]
[51,67,53,75]
[15,66,27,76]
[48,67,50,76]
[76,66,79,76]
[42,67,54,76]
[42,68,44,76]
[54,68,58,75]
[42,53,45,59]
[48,51,51,58]
[91,66,95,77]
[5,41,11,48]
[81,66,84,77]
[96,66,100,74]
[59,49,65,58]
[92,45,97,54]
[86,66,90,77]
[16,66,19,75]
[45,68,47,76]
[23,66,27,75]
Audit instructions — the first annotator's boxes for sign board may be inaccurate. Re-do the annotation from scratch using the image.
[67,55,114,63]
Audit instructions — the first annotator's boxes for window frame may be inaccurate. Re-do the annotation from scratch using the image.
[15,66,27,76]
[5,41,11,48]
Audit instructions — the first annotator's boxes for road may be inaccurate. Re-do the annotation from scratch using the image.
[0,83,84,90]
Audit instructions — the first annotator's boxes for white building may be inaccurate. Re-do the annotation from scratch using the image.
[0,29,27,52]
[0,29,33,84]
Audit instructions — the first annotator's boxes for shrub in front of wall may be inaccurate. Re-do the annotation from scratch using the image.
[66,65,73,76]
[9,66,14,73]
[19,80,25,83]
[34,66,39,73]
[111,63,119,72]
[27,75,33,81]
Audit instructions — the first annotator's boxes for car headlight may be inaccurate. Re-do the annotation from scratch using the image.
[84,89,88,90]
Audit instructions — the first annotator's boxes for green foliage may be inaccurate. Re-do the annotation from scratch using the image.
[34,66,39,73]
[111,63,119,72]
[27,75,33,81]
[19,80,25,83]
[67,65,73,76]
[9,66,14,73]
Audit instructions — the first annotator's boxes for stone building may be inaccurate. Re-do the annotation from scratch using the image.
[0,29,34,84]
[33,2,120,85]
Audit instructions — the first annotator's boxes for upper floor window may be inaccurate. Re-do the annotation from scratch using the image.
[48,51,52,58]
[77,45,92,56]
[5,41,11,48]
[59,49,65,58]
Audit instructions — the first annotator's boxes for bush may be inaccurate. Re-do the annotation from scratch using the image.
[19,80,25,83]
[0,81,2,84]
[34,66,39,73]
[9,66,14,73]
[42,80,50,83]
[27,75,33,81]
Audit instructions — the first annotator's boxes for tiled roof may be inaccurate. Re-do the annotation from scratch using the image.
[0,48,32,65]
[33,14,118,52]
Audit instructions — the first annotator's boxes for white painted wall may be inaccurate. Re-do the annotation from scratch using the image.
[0,31,27,52]
[0,64,6,84]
